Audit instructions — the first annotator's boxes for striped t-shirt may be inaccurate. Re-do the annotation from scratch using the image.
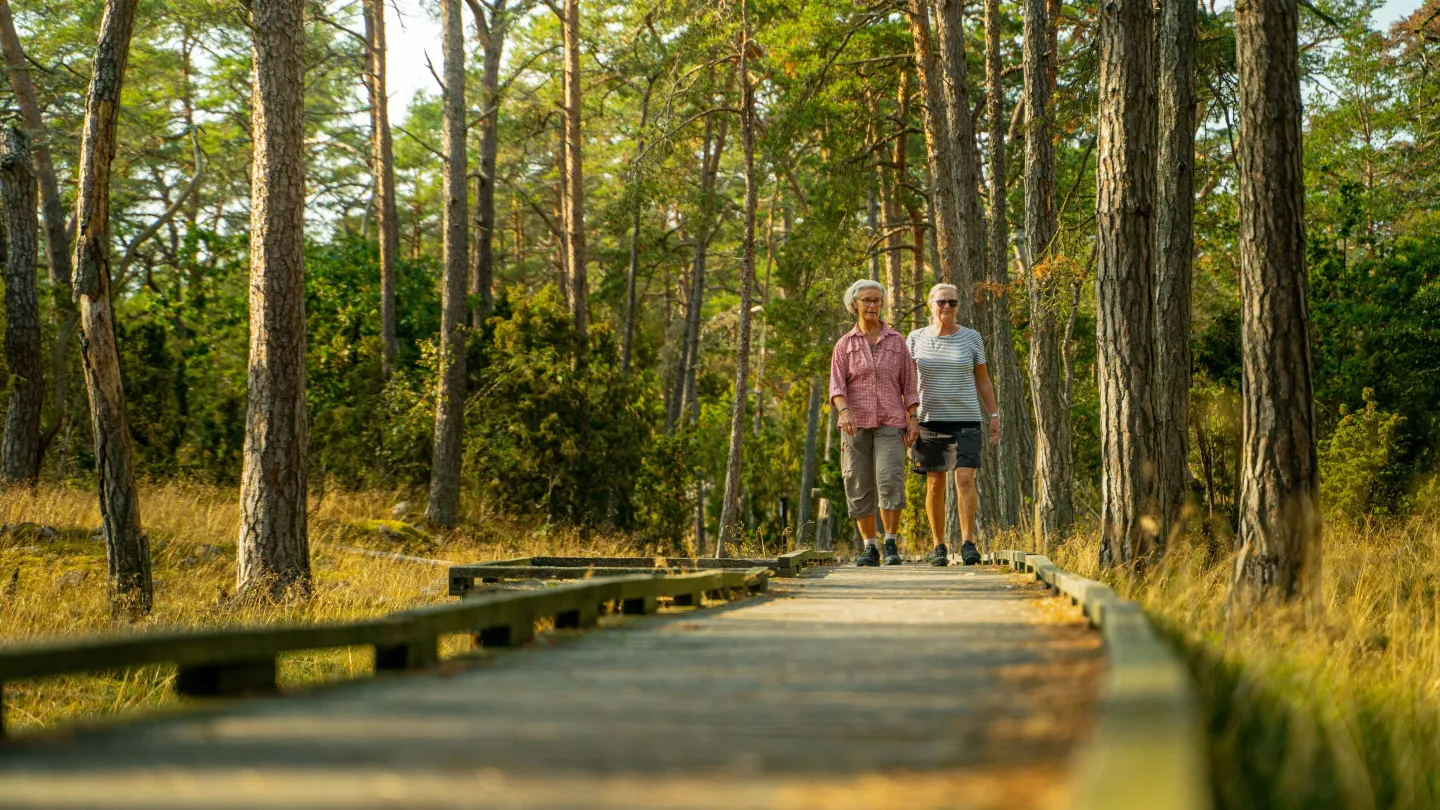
[905,325,987,422]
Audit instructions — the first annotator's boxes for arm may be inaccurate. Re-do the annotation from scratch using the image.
[899,339,920,446]
[829,343,856,436]
[975,363,1000,446]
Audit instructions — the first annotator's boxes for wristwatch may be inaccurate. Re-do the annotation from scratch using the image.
[989,412,1000,419]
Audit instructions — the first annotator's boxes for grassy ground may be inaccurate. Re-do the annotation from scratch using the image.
[0,482,646,734]
[1048,513,1440,810]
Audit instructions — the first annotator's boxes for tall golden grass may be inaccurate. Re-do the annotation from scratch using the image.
[0,482,642,734]
[1050,514,1440,810]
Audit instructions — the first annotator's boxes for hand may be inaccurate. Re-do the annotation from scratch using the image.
[904,418,919,448]
[837,408,856,437]
[988,416,1001,447]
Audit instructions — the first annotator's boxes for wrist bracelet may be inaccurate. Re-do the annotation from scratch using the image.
[838,407,849,413]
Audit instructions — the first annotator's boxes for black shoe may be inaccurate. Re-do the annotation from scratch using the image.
[882,539,902,566]
[929,543,949,566]
[960,541,981,566]
[856,544,880,567]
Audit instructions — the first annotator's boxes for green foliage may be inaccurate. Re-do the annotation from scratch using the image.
[1319,388,1407,517]
[464,286,663,530]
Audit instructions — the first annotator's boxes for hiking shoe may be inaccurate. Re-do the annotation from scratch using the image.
[929,543,949,566]
[856,544,881,567]
[960,541,982,566]
[882,539,902,566]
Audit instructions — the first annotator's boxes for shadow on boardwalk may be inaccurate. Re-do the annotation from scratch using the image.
[0,567,1103,810]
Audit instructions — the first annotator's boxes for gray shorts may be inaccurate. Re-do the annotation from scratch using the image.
[840,426,907,517]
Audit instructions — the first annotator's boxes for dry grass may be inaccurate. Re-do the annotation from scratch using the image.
[1047,514,1440,810]
[0,482,647,735]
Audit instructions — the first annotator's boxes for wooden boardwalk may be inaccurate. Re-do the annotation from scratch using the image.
[0,566,1104,810]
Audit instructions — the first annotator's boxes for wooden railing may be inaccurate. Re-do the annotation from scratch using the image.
[0,565,778,738]
[447,548,836,594]
[986,549,1212,810]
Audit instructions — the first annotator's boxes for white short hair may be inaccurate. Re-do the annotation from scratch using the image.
[927,283,959,304]
[844,278,887,314]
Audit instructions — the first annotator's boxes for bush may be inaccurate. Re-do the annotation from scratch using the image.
[1318,388,1407,517]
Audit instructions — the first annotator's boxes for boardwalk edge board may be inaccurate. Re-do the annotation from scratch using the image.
[0,562,785,738]
[983,549,1212,810]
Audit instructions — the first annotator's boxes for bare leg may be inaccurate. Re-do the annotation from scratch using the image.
[855,513,878,541]
[925,471,947,548]
[953,468,978,544]
[879,508,903,536]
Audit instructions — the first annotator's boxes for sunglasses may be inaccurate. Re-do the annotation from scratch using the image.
[933,299,959,308]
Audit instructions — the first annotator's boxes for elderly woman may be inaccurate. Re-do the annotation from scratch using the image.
[829,279,920,567]
[906,283,1000,566]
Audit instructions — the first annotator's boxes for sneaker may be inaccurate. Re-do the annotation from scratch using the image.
[929,543,949,567]
[960,541,981,566]
[856,544,880,567]
[882,539,902,566]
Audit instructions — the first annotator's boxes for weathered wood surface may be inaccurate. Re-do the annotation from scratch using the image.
[0,567,1101,809]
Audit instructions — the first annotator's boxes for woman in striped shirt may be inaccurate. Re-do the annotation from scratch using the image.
[906,283,1001,566]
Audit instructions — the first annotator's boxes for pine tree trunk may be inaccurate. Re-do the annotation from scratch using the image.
[933,0,985,325]
[72,0,150,615]
[561,0,586,334]
[715,13,757,558]
[239,0,311,599]
[621,82,653,375]
[1155,0,1196,547]
[907,0,965,298]
[1096,0,1159,567]
[426,0,469,527]
[1230,0,1320,612]
[362,0,399,379]
[671,114,727,430]
[470,0,507,329]
[1023,0,1074,549]
[0,0,71,292]
[2,0,77,461]
[984,0,1032,531]
[795,377,822,547]
[0,128,44,484]
[887,73,911,333]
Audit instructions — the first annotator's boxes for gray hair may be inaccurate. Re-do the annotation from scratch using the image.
[927,283,959,304]
[843,278,887,315]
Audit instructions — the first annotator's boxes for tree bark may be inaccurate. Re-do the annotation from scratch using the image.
[72,0,150,615]
[886,72,911,333]
[0,0,71,291]
[362,0,399,379]
[0,128,44,484]
[1155,0,1196,548]
[469,0,507,329]
[715,9,757,558]
[239,0,311,599]
[2,0,78,464]
[1023,0,1074,549]
[795,377,822,547]
[933,0,985,326]
[1230,0,1320,613]
[426,0,469,527]
[561,0,586,334]
[1096,0,1159,567]
[907,0,965,302]
[983,0,1033,530]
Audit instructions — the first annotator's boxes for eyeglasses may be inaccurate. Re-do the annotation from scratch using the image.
[933,299,959,308]
[857,298,884,307]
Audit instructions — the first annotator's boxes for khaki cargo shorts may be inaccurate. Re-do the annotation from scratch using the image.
[840,425,907,518]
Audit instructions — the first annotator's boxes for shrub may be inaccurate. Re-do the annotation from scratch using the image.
[1318,388,1407,517]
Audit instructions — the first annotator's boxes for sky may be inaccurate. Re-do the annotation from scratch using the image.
[378,0,1429,126]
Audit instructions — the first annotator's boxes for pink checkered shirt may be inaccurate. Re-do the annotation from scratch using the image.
[828,323,919,429]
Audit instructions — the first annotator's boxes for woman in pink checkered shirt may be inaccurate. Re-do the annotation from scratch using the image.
[829,279,920,567]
